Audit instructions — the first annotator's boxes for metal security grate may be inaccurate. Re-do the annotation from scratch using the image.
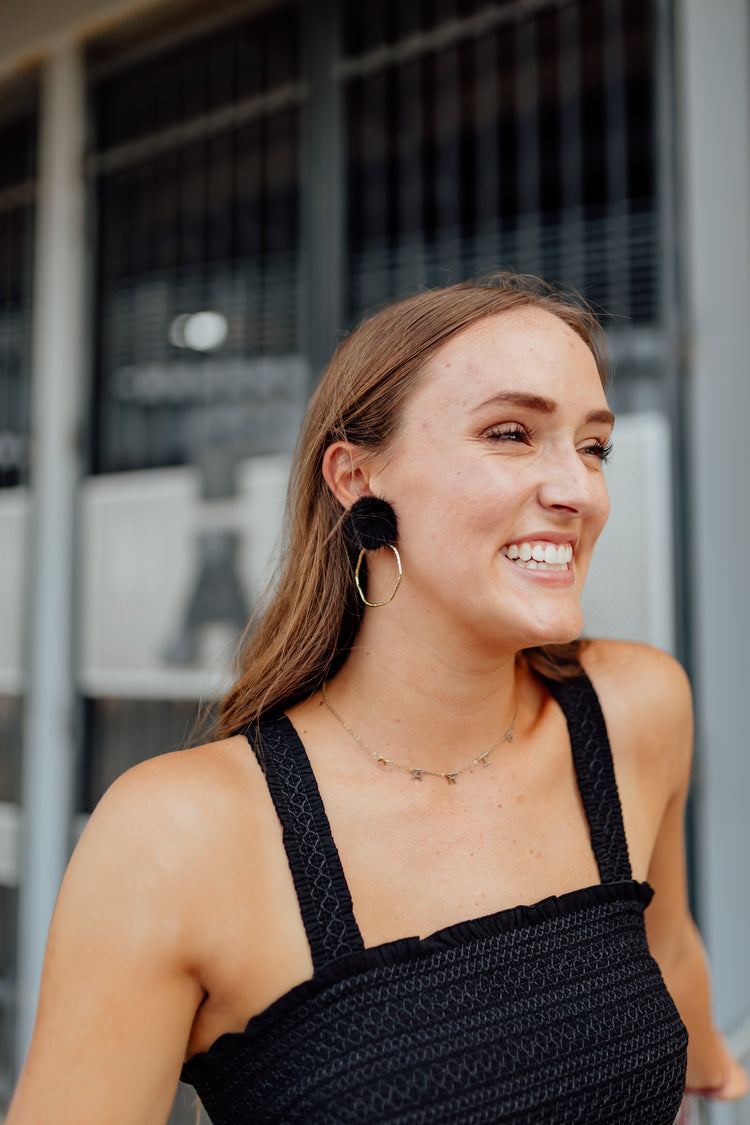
[0,108,36,490]
[89,3,305,475]
[342,0,658,326]
[87,0,662,477]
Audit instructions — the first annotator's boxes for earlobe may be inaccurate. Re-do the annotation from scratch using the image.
[322,441,372,507]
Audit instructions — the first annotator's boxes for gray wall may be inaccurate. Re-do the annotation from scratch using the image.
[680,0,750,1033]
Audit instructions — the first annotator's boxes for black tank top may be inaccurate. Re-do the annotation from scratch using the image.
[182,673,687,1123]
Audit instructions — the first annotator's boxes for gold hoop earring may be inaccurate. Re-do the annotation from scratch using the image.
[354,544,402,607]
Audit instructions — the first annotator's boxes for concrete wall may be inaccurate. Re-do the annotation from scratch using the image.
[679,0,750,1033]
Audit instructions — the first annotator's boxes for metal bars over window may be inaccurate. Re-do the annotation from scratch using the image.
[87,0,659,477]
[88,4,305,476]
[0,106,36,489]
[342,0,657,325]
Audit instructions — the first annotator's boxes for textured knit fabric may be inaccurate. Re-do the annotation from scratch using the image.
[182,674,688,1123]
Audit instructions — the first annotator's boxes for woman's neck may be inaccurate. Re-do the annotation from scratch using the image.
[326,616,523,777]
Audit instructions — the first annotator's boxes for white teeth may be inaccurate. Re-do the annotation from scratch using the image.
[501,541,573,569]
[514,558,566,571]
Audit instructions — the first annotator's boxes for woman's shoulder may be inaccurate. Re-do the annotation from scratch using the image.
[578,638,693,786]
[71,732,275,922]
[580,639,692,706]
[580,638,691,702]
[88,732,265,846]
[11,733,286,1123]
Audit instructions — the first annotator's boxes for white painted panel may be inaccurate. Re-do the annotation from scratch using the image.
[79,454,290,699]
[0,488,28,694]
[581,411,674,653]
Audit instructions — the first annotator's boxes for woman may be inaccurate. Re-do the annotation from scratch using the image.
[8,275,748,1124]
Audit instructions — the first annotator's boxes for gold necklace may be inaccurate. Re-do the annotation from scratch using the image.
[321,681,519,785]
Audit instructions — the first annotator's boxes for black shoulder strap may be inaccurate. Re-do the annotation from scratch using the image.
[246,716,365,972]
[544,672,633,884]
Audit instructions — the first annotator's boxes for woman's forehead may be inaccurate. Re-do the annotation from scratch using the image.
[429,306,585,364]
[415,307,606,407]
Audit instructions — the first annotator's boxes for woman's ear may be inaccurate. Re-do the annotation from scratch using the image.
[322,442,372,508]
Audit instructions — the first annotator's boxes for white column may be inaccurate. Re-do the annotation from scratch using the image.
[16,41,85,1065]
[678,0,750,1034]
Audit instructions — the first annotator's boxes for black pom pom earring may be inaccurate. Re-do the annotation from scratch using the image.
[343,496,402,607]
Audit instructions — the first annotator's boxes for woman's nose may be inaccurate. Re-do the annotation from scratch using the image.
[536,450,607,516]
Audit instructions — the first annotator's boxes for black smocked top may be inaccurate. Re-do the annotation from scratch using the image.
[182,674,688,1123]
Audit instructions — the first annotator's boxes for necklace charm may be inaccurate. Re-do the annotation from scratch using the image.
[321,681,519,786]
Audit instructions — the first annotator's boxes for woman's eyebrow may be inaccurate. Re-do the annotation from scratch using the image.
[470,390,614,428]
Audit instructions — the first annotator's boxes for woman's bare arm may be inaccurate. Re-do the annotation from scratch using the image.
[585,640,747,1100]
[6,754,210,1125]
[635,652,748,1099]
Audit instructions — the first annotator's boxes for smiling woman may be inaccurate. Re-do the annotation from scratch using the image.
[7,275,748,1125]
[340,307,613,663]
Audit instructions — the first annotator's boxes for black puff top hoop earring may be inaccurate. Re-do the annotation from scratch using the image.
[342,496,402,607]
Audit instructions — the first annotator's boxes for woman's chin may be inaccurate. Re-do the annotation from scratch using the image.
[518,609,584,650]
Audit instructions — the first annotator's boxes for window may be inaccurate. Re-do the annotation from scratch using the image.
[88,3,305,475]
[0,101,36,489]
[342,0,658,323]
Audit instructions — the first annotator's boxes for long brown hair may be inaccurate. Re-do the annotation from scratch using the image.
[219,273,608,734]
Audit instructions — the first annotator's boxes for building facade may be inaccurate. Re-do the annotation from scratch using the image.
[1,0,749,1119]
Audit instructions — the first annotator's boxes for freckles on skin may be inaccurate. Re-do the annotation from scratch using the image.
[456,313,596,408]
[487,310,576,361]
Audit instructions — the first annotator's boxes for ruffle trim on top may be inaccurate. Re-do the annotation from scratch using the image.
[182,878,653,1083]
[422,877,653,947]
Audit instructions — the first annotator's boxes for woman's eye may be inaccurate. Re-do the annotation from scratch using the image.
[580,439,613,463]
[484,423,530,443]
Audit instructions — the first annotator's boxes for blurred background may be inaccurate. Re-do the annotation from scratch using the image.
[0,0,748,1121]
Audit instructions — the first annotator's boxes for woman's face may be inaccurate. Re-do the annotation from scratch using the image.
[367,307,613,654]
